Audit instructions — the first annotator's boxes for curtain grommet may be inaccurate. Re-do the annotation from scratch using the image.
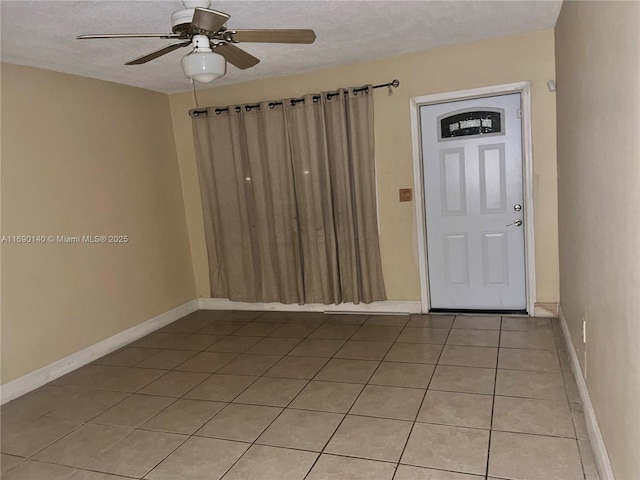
[235,106,241,113]
[245,106,251,112]
[269,103,275,109]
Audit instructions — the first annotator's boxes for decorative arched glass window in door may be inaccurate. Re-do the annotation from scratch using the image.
[437,108,505,141]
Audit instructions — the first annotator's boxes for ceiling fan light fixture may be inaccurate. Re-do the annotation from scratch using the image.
[182,51,226,83]
[181,35,226,83]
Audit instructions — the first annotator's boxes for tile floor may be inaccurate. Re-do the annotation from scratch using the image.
[1,310,600,480]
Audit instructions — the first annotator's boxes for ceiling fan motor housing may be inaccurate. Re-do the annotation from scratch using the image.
[172,0,213,33]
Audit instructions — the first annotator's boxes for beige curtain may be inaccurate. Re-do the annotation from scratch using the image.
[192,86,386,304]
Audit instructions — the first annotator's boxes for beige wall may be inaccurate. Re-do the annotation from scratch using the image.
[169,29,559,304]
[555,2,640,477]
[1,64,196,384]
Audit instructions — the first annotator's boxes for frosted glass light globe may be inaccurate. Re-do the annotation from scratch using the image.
[181,51,226,83]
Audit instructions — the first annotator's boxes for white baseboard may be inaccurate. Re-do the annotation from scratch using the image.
[558,306,614,480]
[0,299,200,405]
[198,298,422,315]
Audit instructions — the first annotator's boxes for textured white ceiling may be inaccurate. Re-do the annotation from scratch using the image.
[1,1,562,94]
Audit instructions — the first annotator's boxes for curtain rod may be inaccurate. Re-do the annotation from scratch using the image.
[190,79,400,117]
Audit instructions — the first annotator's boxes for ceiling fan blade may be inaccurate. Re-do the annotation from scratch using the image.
[230,29,316,44]
[125,40,192,65]
[213,43,260,69]
[77,33,182,39]
[191,7,230,34]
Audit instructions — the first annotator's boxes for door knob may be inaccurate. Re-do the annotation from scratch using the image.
[507,219,523,227]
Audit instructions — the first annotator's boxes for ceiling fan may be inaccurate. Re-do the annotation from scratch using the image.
[77,0,316,83]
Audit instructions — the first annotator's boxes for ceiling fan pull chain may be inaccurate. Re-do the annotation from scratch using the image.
[191,78,200,108]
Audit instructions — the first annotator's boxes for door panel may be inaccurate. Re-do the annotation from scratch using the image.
[444,234,470,287]
[440,148,466,215]
[479,144,506,213]
[482,232,508,286]
[420,93,526,310]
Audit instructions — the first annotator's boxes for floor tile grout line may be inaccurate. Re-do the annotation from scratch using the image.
[390,316,456,479]
[484,315,504,479]
[71,465,140,479]
[5,455,142,480]
[398,459,497,478]
[402,418,581,440]
[304,450,398,468]
[142,360,220,398]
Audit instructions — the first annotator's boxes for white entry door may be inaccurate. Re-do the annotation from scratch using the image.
[420,93,526,311]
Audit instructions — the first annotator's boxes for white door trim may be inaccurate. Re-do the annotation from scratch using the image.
[410,82,536,314]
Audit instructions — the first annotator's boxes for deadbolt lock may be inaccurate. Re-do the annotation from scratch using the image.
[514,204,522,211]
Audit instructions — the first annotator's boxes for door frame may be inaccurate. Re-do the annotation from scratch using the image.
[409,82,536,314]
